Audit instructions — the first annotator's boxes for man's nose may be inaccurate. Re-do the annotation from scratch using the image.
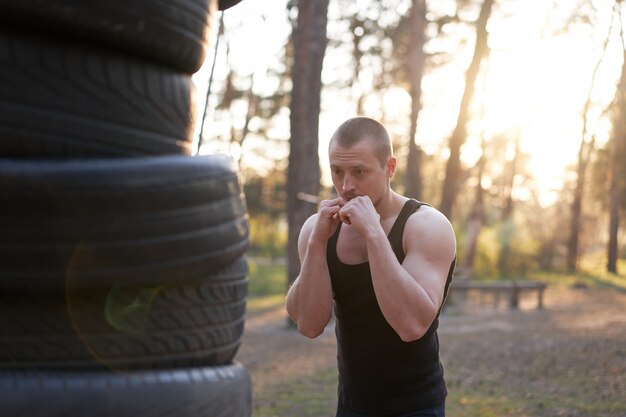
[342,175,355,192]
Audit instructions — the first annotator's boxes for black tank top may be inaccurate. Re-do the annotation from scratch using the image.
[327,199,455,415]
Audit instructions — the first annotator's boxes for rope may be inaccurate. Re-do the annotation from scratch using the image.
[196,12,225,155]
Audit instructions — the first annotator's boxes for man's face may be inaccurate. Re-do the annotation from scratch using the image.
[329,139,395,206]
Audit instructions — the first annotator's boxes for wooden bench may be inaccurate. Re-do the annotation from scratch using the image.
[450,280,547,309]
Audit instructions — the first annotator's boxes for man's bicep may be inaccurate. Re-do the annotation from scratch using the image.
[405,209,456,269]
[403,212,456,306]
[402,252,448,309]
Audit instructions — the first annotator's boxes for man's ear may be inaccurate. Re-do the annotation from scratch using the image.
[386,157,397,178]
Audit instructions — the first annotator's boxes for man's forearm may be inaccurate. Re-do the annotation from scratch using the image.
[286,240,333,338]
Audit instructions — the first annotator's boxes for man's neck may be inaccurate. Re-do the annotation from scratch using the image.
[376,190,406,221]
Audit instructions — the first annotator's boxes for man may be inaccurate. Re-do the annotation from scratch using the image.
[285,117,456,417]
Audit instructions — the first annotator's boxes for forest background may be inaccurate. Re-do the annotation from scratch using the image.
[193,0,626,289]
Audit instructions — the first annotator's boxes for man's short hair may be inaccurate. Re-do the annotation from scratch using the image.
[329,117,392,168]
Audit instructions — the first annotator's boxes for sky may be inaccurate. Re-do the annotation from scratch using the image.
[193,0,624,207]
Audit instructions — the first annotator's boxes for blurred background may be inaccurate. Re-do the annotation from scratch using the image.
[193,0,625,287]
[189,1,626,416]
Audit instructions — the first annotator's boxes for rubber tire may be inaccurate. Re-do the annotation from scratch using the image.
[0,257,248,369]
[0,363,252,417]
[219,0,243,10]
[0,154,249,291]
[0,0,218,73]
[0,30,196,157]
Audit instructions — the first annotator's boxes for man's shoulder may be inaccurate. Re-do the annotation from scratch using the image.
[403,206,456,267]
[405,202,456,242]
[409,201,448,222]
[303,212,320,227]
[299,212,320,237]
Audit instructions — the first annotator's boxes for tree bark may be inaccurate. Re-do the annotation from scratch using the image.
[439,0,494,219]
[403,0,427,200]
[566,181,583,272]
[287,0,329,293]
[607,48,626,274]
[567,135,596,272]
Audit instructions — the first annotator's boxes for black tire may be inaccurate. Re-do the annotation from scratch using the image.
[0,258,248,369]
[0,0,217,73]
[0,363,252,417]
[219,0,243,10]
[0,30,196,157]
[0,154,249,291]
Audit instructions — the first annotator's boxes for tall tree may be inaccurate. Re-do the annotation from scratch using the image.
[567,1,617,272]
[608,43,626,274]
[566,126,596,273]
[439,0,494,219]
[403,0,427,200]
[497,135,520,279]
[286,0,329,293]
[348,12,366,115]
[461,137,487,279]
[331,0,402,115]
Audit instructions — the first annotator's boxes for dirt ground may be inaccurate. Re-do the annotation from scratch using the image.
[237,285,626,417]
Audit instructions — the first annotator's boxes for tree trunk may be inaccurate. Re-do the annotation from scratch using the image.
[349,15,365,115]
[608,183,619,274]
[498,137,519,279]
[287,0,329,294]
[462,143,487,279]
[403,0,427,200]
[567,136,596,272]
[567,9,615,272]
[567,182,583,272]
[607,48,626,274]
[439,0,494,219]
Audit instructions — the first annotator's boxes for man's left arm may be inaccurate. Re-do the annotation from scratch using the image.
[365,206,456,342]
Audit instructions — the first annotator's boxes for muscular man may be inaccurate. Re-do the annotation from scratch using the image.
[286,117,456,417]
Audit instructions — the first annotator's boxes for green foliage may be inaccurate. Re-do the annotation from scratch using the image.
[469,226,500,280]
[243,166,288,259]
[531,254,626,291]
[458,219,540,281]
[246,294,285,313]
[501,214,541,277]
[247,260,287,297]
[590,142,626,214]
[246,259,287,316]
[243,166,287,219]
[248,215,287,259]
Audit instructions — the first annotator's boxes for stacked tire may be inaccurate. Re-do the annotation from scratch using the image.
[0,1,252,416]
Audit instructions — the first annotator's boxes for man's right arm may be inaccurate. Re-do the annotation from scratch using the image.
[285,199,343,338]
